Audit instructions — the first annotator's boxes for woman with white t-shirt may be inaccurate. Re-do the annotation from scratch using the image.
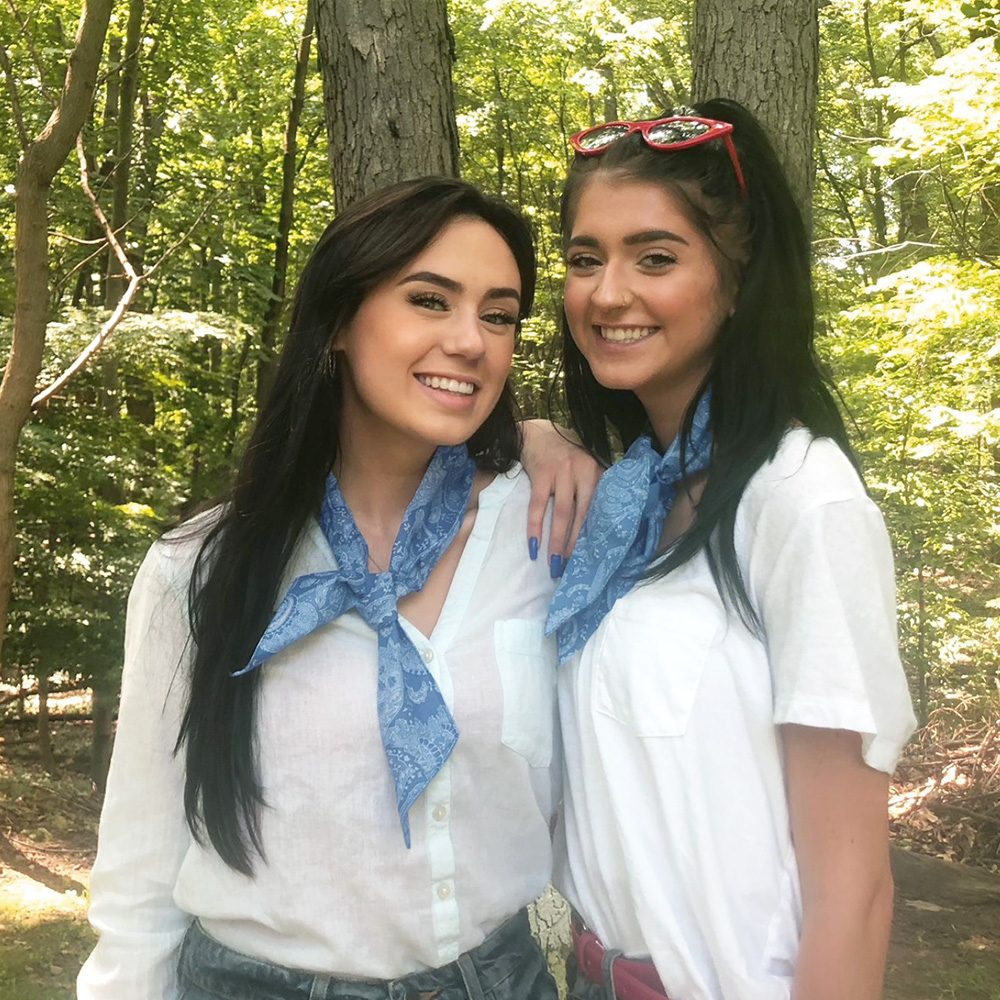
[546,100,917,1000]
[78,177,590,1000]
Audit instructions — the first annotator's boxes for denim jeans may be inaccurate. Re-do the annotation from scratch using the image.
[177,909,558,1000]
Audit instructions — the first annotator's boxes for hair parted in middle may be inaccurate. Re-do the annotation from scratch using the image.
[177,176,537,874]
[557,97,858,627]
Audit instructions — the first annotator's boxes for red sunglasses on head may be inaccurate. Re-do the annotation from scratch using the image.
[570,116,747,198]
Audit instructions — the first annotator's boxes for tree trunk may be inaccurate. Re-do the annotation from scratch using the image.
[691,0,819,218]
[258,0,316,409]
[0,0,116,669]
[106,0,145,309]
[314,0,459,209]
[979,184,1000,256]
[37,669,56,773]
[90,683,115,791]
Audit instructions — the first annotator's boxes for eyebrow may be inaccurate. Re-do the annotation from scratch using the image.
[567,229,690,248]
[399,270,520,304]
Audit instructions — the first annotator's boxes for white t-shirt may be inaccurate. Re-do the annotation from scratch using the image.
[556,429,916,1000]
[79,466,559,1000]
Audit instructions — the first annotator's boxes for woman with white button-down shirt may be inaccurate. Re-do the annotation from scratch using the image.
[78,178,580,1000]
[548,100,917,1000]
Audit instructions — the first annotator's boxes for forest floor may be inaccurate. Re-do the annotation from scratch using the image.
[0,712,998,1000]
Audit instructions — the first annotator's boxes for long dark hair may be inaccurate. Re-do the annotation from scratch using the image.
[559,98,858,626]
[175,177,536,873]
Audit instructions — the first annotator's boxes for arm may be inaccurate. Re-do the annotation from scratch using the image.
[78,542,196,1000]
[519,418,603,575]
[783,724,894,1000]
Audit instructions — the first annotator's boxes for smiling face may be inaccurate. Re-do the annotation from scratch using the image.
[563,177,735,445]
[334,216,521,459]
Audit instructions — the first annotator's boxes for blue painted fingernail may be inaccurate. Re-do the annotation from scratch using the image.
[529,537,539,560]
[550,554,563,578]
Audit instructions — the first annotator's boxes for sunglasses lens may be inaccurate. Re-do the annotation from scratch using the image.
[576,124,631,151]
[646,119,713,145]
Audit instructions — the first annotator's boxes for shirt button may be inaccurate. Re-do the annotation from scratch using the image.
[422,649,434,663]
[437,882,452,900]
[432,805,447,822]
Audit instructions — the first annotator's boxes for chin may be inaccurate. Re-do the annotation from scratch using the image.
[589,368,643,393]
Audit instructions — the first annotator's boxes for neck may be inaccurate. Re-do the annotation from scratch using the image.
[334,447,437,531]
[637,380,704,452]
[644,400,686,453]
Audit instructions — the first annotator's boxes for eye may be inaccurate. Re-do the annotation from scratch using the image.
[482,309,518,328]
[407,291,449,311]
[639,251,677,269]
[566,252,602,272]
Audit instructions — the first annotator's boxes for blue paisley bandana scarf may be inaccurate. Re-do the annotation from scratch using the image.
[546,391,713,662]
[237,444,476,847]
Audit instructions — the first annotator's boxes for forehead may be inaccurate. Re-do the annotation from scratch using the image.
[404,216,520,285]
[568,177,700,242]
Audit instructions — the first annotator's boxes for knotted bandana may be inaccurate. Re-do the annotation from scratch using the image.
[546,391,713,662]
[237,444,476,847]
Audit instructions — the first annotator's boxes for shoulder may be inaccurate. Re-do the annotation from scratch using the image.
[740,428,868,527]
[735,428,889,577]
[478,461,530,512]
[138,504,226,596]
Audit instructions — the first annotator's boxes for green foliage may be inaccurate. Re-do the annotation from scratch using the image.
[825,256,1000,720]
[3,309,252,695]
[2,0,1000,729]
[962,0,1000,53]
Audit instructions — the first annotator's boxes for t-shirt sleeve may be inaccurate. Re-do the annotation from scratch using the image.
[745,442,917,773]
[77,539,197,1000]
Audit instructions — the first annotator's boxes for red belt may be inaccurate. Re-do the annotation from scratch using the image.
[571,919,672,1000]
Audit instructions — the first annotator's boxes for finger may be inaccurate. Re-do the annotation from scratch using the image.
[526,472,554,561]
[563,469,600,558]
[547,473,576,578]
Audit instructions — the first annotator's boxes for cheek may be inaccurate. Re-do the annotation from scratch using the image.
[563,278,589,333]
[482,339,515,402]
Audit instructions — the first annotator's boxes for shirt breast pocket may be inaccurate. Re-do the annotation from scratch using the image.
[593,594,723,737]
[493,618,557,767]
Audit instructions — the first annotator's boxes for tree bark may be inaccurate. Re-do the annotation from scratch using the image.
[691,0,819,218]
[258,0,316,409]
[106,0,145,308]
[314,0,459,209]
[90,684,115,791]
[37,669,56,773]
[0,0,115,668]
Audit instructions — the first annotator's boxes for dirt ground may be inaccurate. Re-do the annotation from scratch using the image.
[886,848,1000,999]
[2,716,1000,998]
[5,831,999,1000]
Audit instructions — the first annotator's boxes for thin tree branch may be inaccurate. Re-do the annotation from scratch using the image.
[5,0,56,106]
[31,269,140,408]
[0,40,28,148]
[74,135,137,280]
[31,147,222,408]
[143,189,221,278]
[51,242,108,299]
[49,231,109,246]
[31,136,141,409]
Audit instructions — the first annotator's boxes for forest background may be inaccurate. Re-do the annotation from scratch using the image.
[2,0,1000,997]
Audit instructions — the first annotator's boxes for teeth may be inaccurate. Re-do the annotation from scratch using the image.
[598,326,657,343]
[417,375,475,395]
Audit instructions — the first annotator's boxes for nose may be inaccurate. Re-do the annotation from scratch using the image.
[442,309,487,360]
[590,261,632,312]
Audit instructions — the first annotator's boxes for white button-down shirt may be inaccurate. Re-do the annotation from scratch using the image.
[556,430,916,1000]
[79,466,559,999]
